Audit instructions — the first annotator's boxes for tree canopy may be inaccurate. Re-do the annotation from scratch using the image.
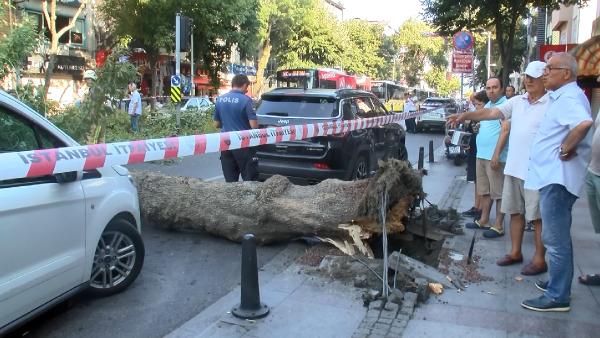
[421,0,587,86]
[99,0,259,90]
[393,19,448,87]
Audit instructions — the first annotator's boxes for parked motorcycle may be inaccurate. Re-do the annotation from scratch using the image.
[444,123,472,166]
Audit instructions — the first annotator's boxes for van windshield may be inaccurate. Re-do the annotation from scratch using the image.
[257,95,337,118]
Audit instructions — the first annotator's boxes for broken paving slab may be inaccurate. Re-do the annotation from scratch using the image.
[387,251,453,289]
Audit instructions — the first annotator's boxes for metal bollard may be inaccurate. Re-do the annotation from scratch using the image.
[428,140,434,163]
[231,234,270,319]
[418,146,424,170]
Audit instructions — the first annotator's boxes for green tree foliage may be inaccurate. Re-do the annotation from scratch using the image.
[80,47,137,144]
[0,2,40,90]
[424,67,460,96]
[377,35,398,80]
[99,0,259,96]
[341,19,385,77]
[276,1,343,70]
[254,0,311,95]
[393,19,448,87]
[421,0,587,86]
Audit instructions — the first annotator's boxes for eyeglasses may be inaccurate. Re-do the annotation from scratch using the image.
[544,66,569,73]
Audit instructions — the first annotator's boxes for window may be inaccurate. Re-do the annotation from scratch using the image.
[0,106,61,153]
[26,10,85,46]
[0,110,38,152]
[370,98,387,115]
[353,97,376,118]
[0,106,65,187]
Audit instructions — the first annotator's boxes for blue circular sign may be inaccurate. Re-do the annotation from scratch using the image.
[453,31,474,50]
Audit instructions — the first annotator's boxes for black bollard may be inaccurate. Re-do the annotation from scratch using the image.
[418,146,424,170]
[231,234,270,319]
[428,140,434,163]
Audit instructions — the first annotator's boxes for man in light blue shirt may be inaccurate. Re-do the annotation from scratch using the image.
[465,77,509,239]
[521,52,593,312]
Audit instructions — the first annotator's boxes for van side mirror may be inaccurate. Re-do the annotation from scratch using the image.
[54,171,78,183]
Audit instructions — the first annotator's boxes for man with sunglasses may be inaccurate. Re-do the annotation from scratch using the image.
[522,52,593,312]
[448,61,549,277]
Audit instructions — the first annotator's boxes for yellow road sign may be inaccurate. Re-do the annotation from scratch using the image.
[171,86,182,103]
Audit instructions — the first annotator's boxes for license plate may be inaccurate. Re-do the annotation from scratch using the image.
[449,146,461,154]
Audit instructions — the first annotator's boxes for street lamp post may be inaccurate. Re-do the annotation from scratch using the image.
[486,31,491,79]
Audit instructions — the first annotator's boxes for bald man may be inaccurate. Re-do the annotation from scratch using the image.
[521,52,593,312]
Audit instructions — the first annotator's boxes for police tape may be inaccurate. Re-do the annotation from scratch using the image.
[0,110,425,181]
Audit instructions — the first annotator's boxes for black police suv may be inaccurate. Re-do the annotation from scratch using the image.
[256,88,407,184]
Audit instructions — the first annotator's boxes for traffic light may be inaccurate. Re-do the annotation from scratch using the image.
[179,16,192,51]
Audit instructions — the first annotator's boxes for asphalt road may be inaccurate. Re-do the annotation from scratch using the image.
[9,129,445,338]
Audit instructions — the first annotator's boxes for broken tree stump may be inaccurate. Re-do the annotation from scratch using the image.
[132,159,423,244]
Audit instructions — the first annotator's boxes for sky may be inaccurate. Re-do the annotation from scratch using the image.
[341,0,423,33]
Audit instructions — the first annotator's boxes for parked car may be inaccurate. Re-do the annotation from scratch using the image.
[415,97,459,132]
[256,88,407,184]
[181,96,214,113]
[0,90,145,335]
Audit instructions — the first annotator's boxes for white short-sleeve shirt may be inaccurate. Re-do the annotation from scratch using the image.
[497,93,549,180]
[524,82,592,197]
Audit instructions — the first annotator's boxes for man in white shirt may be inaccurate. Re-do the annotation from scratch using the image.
[448,61,549,276]
[128,82,142,132]
[403,92,417,133]
[522,52,593,312]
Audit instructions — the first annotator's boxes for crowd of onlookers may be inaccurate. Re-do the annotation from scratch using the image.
[448,52,599,313]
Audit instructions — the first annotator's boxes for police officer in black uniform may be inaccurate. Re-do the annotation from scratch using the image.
[213,74,258,182]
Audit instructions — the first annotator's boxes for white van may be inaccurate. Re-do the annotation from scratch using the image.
[0,91,145,335]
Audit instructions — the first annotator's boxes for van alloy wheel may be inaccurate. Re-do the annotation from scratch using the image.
[91,231,137,290]
[88,219,144,297]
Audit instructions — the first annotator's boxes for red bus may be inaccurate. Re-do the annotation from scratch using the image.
[276,68,370,90]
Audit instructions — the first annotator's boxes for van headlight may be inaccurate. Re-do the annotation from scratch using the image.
[112,165,130,176]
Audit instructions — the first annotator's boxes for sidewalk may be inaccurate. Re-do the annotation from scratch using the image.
[403,174,600,337]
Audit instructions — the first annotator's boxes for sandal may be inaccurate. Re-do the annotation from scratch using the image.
[465,219,490,230]
[483,226,504,238]
[578,274,600,286]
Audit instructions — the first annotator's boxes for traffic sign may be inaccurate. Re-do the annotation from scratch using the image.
[171,86,181,103]
[171,75,181,87]
[452,50,474,73]
[453,31,474,51]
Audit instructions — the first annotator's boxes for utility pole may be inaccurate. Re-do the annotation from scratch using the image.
[190,20,194,97]
[486,31,491,79]
[175,13,181,129]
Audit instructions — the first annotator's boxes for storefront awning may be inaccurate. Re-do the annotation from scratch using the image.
[570,36,600,77]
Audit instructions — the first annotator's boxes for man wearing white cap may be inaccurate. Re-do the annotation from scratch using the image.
[448,60,549,276]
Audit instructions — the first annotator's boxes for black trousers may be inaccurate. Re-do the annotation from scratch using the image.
[405,117,417,133]
[220,148,258,182]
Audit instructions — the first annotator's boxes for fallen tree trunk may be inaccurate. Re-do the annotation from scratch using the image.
[132,160,424,244]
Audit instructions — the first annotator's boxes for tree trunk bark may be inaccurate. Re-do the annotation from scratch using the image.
[132,160,423,244]
[253,33,272,97]
[150,55,158,111]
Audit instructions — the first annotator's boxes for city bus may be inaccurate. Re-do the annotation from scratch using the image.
[276,68,359,90]
[371,80,406,112]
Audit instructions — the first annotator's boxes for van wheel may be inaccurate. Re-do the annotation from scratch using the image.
[88,218,145,297]
[352,155,369,180]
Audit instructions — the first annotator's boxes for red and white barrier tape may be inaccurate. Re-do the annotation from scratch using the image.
[0,111,424,181]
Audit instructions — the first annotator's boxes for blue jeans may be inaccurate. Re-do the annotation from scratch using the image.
[585,171,600,233]
[130,114,140,132]
[540,184,578,303]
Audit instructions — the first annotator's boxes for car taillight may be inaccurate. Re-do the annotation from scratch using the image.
[331,132,350,138]
[313,163,331,170]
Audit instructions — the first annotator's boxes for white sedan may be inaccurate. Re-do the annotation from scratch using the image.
[181,96,214,112]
